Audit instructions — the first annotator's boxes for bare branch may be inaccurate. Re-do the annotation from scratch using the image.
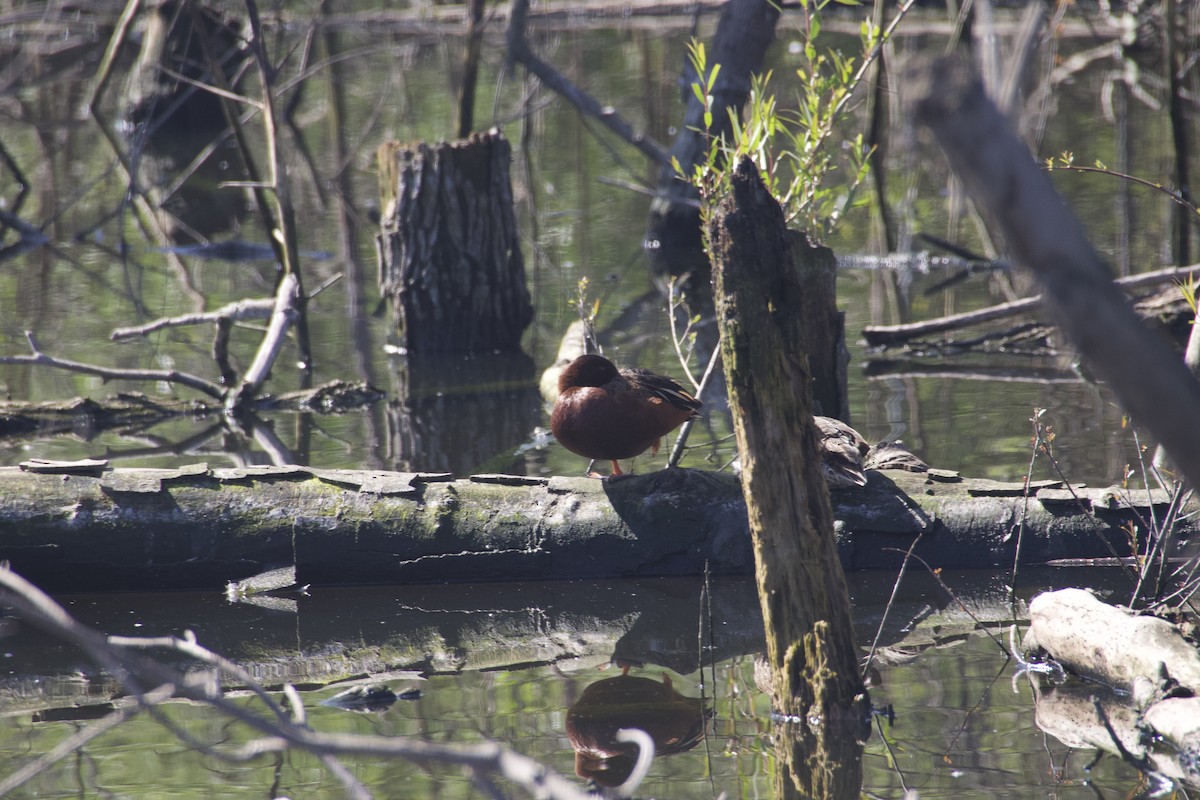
[506,0,668,166]
[111,298,276,340]
[0,332,224,399]
[228,273,301,410]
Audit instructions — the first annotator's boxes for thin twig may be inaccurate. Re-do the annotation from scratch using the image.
[862,530,924,679]
[83,0,143,114]
[667,342,721,467]
[1009,408,1045,605]
[889,550,1009,656]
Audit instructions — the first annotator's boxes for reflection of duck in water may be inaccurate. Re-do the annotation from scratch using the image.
[551,354,702,477]
[565,673,710,787]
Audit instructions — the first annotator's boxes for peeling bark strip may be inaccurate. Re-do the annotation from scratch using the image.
[376,129,532,353]
[0,464,1188,593]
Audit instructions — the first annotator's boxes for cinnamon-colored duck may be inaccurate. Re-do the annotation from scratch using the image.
[551,354,701,477]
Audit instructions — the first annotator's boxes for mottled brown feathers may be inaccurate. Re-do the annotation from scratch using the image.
[551,354,701,476]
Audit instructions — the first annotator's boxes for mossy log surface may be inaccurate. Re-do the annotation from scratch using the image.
[0,464,1185,592]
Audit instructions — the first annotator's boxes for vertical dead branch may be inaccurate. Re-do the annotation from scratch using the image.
[1165,0,1194,265]
[243,0,313,373]
[708,158,867,798]
[458,0,486,138]
[915,57,1200,489]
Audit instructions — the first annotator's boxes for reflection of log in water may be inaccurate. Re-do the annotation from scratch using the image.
[566,673,709,787]
[386,351,540,475]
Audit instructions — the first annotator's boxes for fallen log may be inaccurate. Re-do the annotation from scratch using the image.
[0,464,1188,592]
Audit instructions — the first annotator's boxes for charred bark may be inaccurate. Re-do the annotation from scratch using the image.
[376,130,532,354]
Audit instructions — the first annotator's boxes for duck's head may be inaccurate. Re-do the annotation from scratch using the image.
[558,354,619,393]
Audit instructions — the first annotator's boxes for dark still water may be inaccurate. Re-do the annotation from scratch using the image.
[0,2,1178,486]
[0,570,1153,798]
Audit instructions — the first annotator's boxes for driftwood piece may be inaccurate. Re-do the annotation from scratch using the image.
[1024,588,1200,784]
[376,129,532,353]
[0,464,1186,593]
[915,58,1200,489]
[1024,588,1200,691]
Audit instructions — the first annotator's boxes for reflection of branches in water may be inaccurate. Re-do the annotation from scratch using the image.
[0,566,596,800]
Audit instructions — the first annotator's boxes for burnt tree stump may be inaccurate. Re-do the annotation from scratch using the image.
[376,129,532,353]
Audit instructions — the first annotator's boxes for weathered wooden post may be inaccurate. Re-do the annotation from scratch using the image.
[376,128,533,353]
[708,158,868,799]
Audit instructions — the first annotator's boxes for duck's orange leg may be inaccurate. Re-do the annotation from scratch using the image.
[610,460,624,476]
